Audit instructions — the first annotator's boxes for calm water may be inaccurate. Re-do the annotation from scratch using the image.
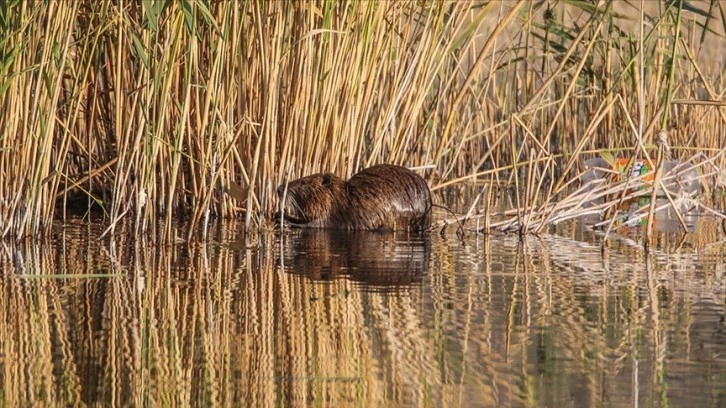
[1,216,725,407]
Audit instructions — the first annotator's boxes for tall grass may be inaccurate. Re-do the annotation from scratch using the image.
[1,1,724,239]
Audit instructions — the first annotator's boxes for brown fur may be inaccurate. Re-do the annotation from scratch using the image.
[276,164,432,232]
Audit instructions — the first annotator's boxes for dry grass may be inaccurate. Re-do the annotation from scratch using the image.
[0,1,725,239]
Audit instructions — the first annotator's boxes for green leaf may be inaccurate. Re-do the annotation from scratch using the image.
[142,0,159,32]
[599,151,616,167]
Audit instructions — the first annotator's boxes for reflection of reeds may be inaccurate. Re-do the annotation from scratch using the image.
[1,219,725,405]
[1,1,724,239]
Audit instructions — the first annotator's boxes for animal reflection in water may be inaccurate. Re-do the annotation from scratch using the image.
[279,230,431,289]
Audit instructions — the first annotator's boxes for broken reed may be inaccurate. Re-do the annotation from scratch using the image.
[0,1,724,239]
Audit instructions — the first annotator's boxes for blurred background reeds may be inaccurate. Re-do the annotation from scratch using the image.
[1,0,725,239]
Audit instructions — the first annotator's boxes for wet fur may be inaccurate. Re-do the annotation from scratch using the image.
[277,164,432,232]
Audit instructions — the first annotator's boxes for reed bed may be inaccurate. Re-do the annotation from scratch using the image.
[1,1,725,239]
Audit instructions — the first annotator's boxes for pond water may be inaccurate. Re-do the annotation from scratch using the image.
[1,216,725,407]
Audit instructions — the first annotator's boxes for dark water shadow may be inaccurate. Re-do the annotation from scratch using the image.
[277,229,431,290]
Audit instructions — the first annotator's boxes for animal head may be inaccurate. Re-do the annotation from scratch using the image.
[276,173,345,227]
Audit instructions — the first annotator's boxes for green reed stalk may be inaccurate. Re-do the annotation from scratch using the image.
[661,0,685,129]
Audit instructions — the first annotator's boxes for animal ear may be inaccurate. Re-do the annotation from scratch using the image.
[322,173,332,186]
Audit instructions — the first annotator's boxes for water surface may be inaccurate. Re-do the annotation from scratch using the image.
[1,217,725,407]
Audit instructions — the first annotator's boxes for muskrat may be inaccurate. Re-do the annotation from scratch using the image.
[276,164,432,232]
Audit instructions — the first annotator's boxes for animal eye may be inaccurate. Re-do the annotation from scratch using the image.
[322,173,332,186]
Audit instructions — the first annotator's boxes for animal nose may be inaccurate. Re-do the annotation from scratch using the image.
[276,185,284,196]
